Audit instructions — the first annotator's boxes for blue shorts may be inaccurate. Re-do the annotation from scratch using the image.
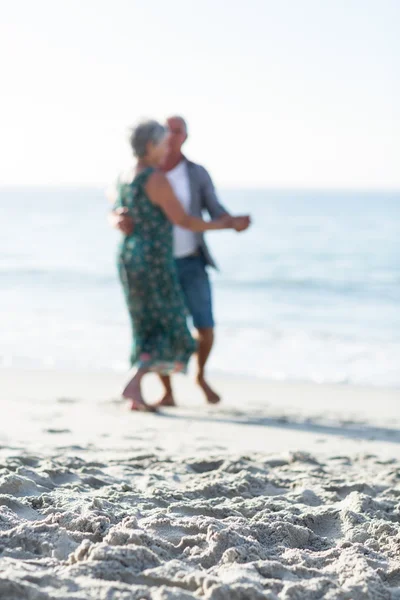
[175,255,215,329]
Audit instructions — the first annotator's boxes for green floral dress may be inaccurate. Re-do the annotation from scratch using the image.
[115,168,196,373]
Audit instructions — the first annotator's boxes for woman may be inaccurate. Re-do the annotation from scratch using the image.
[114,119,235,411]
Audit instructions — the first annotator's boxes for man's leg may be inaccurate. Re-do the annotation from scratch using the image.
[157,330,219,405]
[156,255,219,407]
[157,374,175,407]
[181,256,219,403]
[195,327,220,404]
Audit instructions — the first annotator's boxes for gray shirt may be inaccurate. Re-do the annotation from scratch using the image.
[184,158,228,269]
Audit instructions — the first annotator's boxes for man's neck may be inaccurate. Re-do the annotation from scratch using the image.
[162,152,185,173]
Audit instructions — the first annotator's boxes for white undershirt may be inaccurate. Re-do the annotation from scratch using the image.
[166,160,198,258]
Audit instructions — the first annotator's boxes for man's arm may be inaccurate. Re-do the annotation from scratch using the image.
[106,177,134,236]
[199,166,250,232]
[109,207,134,235]
[199,166,229,219]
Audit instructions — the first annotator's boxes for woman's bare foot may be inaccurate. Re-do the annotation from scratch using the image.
[196,375,221,404]
[122,376,157,413]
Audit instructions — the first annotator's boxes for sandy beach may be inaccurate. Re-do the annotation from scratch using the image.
[1,369,400,599]
[2,0,399,598]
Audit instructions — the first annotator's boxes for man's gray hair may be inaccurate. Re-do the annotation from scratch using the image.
[129,119,166,158]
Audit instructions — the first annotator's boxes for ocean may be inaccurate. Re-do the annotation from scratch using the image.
[1,187,399,387]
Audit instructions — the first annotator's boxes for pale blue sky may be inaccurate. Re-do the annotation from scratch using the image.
[1,0,399,187]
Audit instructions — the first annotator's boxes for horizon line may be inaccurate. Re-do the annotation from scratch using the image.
[1,183,400,193]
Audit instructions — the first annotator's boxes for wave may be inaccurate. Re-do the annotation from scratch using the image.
[216,275,400,298]
[2,267,399,303]
[0,267,118,287]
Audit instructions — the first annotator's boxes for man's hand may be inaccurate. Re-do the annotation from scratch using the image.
[232,215,251,232]
[109,207,134,235]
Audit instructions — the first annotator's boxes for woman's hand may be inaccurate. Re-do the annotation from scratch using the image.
[232,215,251,232]
[210,214,251,231]
[213,214,234,229]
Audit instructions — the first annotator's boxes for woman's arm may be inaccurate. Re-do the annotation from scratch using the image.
[146,171,234,232]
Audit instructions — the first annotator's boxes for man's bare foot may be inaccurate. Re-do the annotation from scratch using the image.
[196,375,221,404]
[122,380,157,413]
[130,400,158,413]
[155,392,177,408]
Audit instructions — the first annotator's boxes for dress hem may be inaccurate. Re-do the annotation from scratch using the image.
[133,359,189,376]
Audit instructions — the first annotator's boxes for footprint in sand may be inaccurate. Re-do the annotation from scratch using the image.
[57,397,79,404]
[45,428,71,434]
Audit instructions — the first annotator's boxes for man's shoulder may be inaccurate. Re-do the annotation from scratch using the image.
[184,158,211,181]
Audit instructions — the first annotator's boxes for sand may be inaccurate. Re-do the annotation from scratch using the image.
[0,368,400,599]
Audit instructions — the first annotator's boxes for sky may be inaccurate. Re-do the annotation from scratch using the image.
[1,0,399,188]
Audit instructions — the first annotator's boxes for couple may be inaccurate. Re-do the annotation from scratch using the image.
[111,116,250,411]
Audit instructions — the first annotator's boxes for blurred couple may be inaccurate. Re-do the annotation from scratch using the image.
[110,116,250,412]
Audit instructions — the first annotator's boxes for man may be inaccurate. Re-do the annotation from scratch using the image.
[110,116,250,406]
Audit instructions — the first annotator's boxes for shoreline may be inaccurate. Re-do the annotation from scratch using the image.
[2,364,399,391]
[1,367,399,459]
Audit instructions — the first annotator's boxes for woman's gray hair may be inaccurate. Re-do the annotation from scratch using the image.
[129,119,166,158]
